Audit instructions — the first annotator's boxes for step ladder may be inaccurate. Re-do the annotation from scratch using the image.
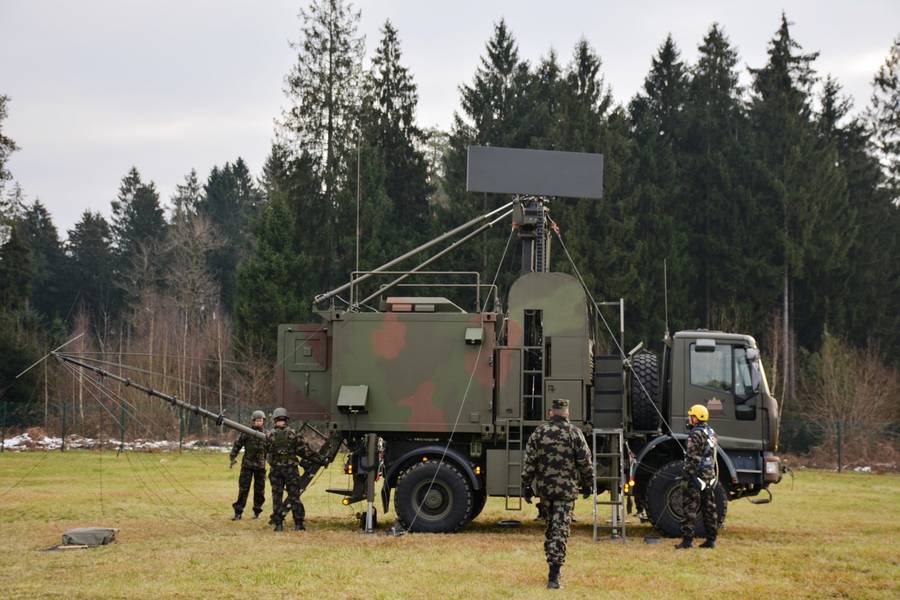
[505,417,524,510]
[592,428,626,542]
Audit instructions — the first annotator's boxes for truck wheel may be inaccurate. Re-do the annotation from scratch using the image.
[645,460,727,538]
[631,352,660,431]
[394,461,473,533]
[467,488,487,523]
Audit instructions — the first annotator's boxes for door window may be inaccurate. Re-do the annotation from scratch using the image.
[690,343,732,392]
[734,347,753,401]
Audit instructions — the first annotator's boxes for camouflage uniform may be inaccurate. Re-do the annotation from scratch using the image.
[229,426,267,517]
[681,422,718,540]
[521,404,592,568]
[266,426,320,527]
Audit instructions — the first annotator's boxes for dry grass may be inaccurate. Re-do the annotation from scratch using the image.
[0,451,898,599]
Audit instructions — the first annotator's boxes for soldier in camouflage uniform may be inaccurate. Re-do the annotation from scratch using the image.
[228,409,267,520]
[267,407,323,532]
[521,398,593,590]
[676,404,719,549]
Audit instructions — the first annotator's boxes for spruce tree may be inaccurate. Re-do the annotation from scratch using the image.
[0,95,17,196]
[442,20,532,287]
[171,168,203,221]
[20,200,68,320]
[682,24,756,331]
[0,224,32,311]
[869,37,900,201]
[66,211,115,326]
[198,158,261,311]
[748,14,845,399]
[623,34,691,342]
[362,20,431,247]
[278,0,364,288]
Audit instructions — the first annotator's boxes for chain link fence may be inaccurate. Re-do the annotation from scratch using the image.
[779,419,900,472]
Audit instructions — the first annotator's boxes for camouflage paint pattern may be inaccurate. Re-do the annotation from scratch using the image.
[325,311,496,433]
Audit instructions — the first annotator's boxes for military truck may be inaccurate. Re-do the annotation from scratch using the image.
[273,146,784,536]
[56,147,783,536]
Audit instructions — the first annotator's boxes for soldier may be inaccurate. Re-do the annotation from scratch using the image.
[228,409,267,520]
[675,404,719,549]
[266,407,323,532]
[521,398,593,590]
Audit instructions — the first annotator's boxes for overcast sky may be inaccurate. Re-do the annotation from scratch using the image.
[1,0,897,236]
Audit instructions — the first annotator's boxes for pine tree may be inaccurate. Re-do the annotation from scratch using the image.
[0,95,17,196]
[171,168,203,221]
[198,158,261,311]
[20,200,68,320]
[682,24,757,331]
[66,211,115,326]
[0,224,32,311]
[110,167,167,310]
[623,34,692,342]
[748,14,845,400]
[278,0,364,288]
[868,37,900,201]
[235,150,319,356]
[442,20,533,286]
[362,20,431,246]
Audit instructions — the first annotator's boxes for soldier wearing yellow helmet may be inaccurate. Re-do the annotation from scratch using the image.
[675,404,719,549]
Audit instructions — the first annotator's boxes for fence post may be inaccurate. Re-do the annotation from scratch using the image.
[119,402,126,452]
[1,393,6,453]
[836,420,843,473]
[179,408,184,453]
[61,400,67,452]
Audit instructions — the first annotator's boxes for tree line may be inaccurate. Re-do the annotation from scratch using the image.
[0,2,897,443]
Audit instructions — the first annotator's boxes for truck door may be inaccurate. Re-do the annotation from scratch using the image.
[684,341,761,450]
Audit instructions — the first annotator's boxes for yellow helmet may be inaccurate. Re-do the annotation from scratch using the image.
[687,404,709,422]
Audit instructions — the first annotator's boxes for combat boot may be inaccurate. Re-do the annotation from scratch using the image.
[699,538,716,549]
[231,511,242,521]
[273,522,284,532]
[674,537,693,549]
[252,510,261,520]
[547,564,561,589]
[294,521,306,531]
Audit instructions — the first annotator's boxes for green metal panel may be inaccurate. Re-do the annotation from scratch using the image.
[276,324,332,421]
[545,379,584,422]
[495,348,521,420]
[329,312,496,433]
[486,448,521,496]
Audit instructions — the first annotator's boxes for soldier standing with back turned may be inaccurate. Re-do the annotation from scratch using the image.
[521,398,593,590]
[675,404,719,549]
[266,407,322,532]
[228,409,267,520]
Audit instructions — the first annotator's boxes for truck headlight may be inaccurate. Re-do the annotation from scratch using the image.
[764,457,781,482]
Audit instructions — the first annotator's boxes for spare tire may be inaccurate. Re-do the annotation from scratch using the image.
[645,460,727,538]
[631,352,660,431]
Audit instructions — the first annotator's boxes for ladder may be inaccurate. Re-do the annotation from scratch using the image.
[592,428,626,542]
[505,417,524,510]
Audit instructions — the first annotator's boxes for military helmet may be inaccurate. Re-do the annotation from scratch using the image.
[687,404,709,422]
[272,407,289,422]
[250,410,265,421]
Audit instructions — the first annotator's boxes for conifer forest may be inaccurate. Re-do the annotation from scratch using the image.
[0,3,897,461]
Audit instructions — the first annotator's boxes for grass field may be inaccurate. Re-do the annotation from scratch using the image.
[0,450,898,599]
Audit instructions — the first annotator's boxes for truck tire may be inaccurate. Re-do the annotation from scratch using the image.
[631,352,660,431]
[645,460,727,538]
[394,461,473,533]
